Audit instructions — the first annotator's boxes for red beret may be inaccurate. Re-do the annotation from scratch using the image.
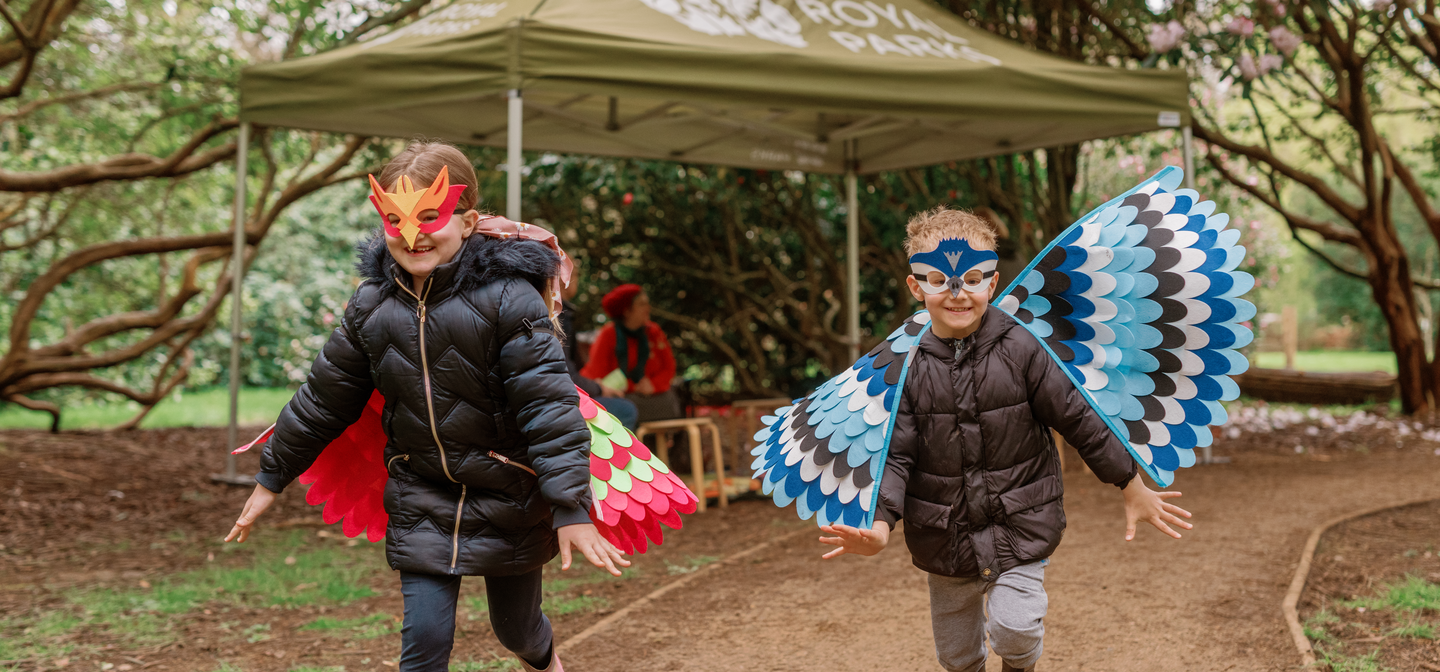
[602,284,643,318]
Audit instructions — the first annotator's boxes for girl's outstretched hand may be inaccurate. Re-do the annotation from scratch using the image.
[1122,478,1193,540]
[818,520,890,559]
[558,523,631,576]
[225,484,278,543]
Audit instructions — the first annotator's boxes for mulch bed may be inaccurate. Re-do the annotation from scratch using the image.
[1298,499,1440,672]
[2,401,1438,671]
[0,427,809,672]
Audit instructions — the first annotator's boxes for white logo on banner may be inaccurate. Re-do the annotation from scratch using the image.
[641,0,999,63]
[640,0,808,48]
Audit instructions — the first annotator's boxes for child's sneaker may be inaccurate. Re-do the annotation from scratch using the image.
[520,652,563,672]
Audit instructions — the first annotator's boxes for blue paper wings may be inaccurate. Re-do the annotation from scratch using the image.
[748,312,931,528]
[750,167,1255,528]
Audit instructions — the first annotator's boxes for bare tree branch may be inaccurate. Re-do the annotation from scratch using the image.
[1192,123,1364,224]
[1073,0,1149,59]
[0,81,162,125]
[337,0,433,47]
[0,0,83,100]
[0,118,239,191]
[1202,147,1363,246]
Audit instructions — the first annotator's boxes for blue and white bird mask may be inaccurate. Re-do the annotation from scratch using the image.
[909,238,999,298]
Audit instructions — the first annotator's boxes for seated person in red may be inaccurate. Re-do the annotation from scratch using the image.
[581,284,680,423]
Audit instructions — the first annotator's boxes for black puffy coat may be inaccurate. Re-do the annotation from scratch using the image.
[878,309,1137,580]
[256,233,592,577]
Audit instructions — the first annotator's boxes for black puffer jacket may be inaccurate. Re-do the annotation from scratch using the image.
[256,233,592,577]
[878,309,1137,580]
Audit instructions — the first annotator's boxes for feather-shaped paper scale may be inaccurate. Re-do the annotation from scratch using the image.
[234,388,698,553]
[752,167,1255,528]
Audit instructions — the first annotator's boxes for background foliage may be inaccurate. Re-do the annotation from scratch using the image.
[0,0,1391,425]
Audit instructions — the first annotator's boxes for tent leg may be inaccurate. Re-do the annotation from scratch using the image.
[507,89,522,221]
[215,122,253,486]
[1182,125,1196,190]
[845,164,859,364]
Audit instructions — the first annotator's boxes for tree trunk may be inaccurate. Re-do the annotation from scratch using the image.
[1363,224,1432,414]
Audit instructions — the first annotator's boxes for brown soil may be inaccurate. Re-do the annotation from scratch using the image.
[1298,500,1440,672]
[1,415,1438,672]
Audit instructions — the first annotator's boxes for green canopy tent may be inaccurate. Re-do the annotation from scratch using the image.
[216,0,1193,481]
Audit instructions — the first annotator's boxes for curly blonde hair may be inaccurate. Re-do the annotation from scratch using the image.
[903,206,998,257]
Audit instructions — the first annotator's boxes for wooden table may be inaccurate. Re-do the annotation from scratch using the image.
[636,417,727,512]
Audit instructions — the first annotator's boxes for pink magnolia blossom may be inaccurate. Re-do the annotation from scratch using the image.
[1226,16,1256,37]
[1264,0,1288,16]
[1268,26,1301,56]
[1147,20,1186,53]
[1259,54,1284,75]
[1238,53,1259,80]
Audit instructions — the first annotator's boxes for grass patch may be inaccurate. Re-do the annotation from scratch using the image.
[545,594,610,616]
[0,531,383,659]
[1340,575,1440,613]
[1304,609,1340,645]
[1388,621,1436,639]
[1253,350,1396,374]
[1315,646,1385,672]
[299,613,400,639]
[0,386,296,430]
[464,595,490,622]
[664,555,719,575]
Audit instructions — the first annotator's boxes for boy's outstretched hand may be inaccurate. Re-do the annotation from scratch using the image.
[558,523,631,576]
[1122,478,1193,540]
[818,521,890,559]
[225,484,277,543]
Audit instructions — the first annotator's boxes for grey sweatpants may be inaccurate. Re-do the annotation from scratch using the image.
[928,560,1047,672]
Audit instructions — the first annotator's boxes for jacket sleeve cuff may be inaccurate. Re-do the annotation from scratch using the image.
[877,506,899,530]
[254,470,290,494]
[1111,459,1140,489]
[552,504,593,529]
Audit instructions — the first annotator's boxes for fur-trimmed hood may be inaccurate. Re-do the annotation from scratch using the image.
[354,230,560,299]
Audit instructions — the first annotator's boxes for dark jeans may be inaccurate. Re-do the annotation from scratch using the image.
[597,395,639,431]
[399,569,552,671]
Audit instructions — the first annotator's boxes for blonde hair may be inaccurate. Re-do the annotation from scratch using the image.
[903,206,998,257]
[378,141,480,210]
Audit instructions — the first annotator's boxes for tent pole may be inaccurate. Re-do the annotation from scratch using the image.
[1182,125,1195,190]
[215,122,253,486]
[845,143,860,364]
[507,89,522,221]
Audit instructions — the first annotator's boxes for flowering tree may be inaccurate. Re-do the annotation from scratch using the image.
[1139,0,1440,414]
[0,0,430,430]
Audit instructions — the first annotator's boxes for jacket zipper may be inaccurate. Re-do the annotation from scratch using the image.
[400,275,466,570]
[386,454,409,472]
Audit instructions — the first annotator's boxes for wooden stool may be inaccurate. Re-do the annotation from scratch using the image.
[636,417,727,512]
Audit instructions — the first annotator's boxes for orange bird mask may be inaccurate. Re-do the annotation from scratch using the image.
[368,165,468,249]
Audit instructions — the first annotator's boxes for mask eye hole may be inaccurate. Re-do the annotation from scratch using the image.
[386,214,401,225]
[418,209,441,224]
[925,271,948,286]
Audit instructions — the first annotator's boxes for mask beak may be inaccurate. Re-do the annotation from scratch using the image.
[400,224,420,250]
[946,277,965,299]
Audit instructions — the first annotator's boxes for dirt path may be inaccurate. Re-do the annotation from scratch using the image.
[561,452,1440,672]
